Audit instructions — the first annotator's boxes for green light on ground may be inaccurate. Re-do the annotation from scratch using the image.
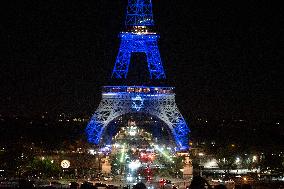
[153,145,173,162]
[120,144,126,163]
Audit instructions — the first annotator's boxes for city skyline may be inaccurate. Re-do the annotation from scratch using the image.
[1,1,282,120]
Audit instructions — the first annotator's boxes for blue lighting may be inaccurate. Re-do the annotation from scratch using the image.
[86,0,191,151]
[111,0,164,80]
[112,32,166,80]
[86,120,104,145]
[131,95,144,111]
[102,86,174,94]
[125,0,154,26]
[173,122,190,151]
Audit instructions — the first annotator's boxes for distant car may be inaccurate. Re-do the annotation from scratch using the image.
[159,179,166,184]
[104,176,113,181]
[146,176,152,182]
[94,177,101,181]
[165,180,172,184]
[225,179,235,184]
[242,176,255,182]
[212,178,223,183]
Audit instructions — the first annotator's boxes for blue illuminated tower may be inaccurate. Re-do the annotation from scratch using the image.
[86,0,190,151]
[112,0,166,79]
[125,0,154,26]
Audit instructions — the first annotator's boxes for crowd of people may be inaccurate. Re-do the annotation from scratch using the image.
[187,174,252,189]
[132,180,253,189]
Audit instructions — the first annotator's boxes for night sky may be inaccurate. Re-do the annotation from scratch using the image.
[1,1,283,120]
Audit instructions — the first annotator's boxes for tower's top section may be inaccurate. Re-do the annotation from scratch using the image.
[125,0,155,27]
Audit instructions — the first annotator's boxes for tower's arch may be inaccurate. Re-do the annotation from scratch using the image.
[101,113,176,147]
[86,86,190,150]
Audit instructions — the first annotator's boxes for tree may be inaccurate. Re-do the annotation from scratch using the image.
[0,142,34,177]
[172,156,185,178]
[28,157,61,178]
[110,153,122,175]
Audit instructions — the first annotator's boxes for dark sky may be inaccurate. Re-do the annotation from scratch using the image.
[1,1,283,120]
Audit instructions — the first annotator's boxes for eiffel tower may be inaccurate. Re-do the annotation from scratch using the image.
[86,0,190,150]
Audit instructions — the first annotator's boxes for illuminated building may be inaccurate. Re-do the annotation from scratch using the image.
[86,0,190,150]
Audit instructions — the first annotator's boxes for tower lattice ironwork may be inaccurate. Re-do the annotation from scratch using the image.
[86,0,190,150]
[112,0,166,79]
[125,0,154,26]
